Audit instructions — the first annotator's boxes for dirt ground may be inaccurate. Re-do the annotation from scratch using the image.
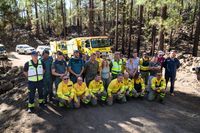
[0,53,200,133]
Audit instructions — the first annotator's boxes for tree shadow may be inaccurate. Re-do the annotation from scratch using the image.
[0,88,200,133]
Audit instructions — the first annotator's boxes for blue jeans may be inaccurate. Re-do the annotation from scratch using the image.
[165,75,176,93]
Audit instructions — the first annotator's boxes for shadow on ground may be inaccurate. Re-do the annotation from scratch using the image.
[0,88,200,133]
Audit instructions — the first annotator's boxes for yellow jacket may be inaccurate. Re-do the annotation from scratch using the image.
[151,77,166,90]
[74,82,90,97]
[89,80,104,96]
[107,79,125,97]
[57,80,75,101]
[139,58,150,71]
[96,57,103,67]
[123,78,133,91]
[132,78,145,90]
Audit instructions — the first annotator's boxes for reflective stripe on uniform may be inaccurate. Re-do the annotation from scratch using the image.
[28,103,35,108]
[111,59,122,74]
[28,60,43,82]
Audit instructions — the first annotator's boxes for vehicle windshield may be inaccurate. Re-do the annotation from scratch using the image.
[44,48,50,51]
[58,43,67,50]
[91,39,111,48]
[0,46,5,51]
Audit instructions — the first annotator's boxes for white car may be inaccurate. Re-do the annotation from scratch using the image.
[16,44,35,54]
[36,45,51,55]
[0,44,7,58]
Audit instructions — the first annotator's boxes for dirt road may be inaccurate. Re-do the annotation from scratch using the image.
[8,52,32,67]
[0,53,200,133]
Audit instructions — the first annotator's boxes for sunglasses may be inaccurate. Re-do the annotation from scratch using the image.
[63,78,69,80]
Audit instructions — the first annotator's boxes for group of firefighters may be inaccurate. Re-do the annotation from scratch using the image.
[23,49,180,113]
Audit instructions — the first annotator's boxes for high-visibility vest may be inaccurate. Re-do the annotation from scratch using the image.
[28,60,43,82]
[111,59,122,74]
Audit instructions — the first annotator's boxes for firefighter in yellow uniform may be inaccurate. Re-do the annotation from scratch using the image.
[57,75,77,108]
[73,77,91,108]
[123,72,134,98]
[139,52,150,85]
[107,74,127,105]
[131,72,145,98]
[89,75,107,106]
[96,51,103,67]
[148,72,166,104]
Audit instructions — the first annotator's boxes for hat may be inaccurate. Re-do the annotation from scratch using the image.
[31,51,38,56]
[117,73,123,77]
[74,50,79,53]
[57,51,63,55]
[158,51,164,55]
[42,49,49,55]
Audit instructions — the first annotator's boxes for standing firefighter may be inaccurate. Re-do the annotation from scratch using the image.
[52,51,68,90]
[73,77,91,108]
[68,50,84,83]
[148,72,166,104]
[107,74,127,105]
[23,51,45,113]
[84,53,99,86]
[110,52,123,79]
[41,50,53,103]
[89,75,107,106]
[139,52,150,85]
[57,75,77,108]
[163,50,180,96]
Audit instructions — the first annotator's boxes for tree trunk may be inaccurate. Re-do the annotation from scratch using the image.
[103,0,106,35]
[193,1,200,56]
[169,29,173,47]
[151,7,157,55]
[26,0,32,31]
[89,0,94,36]
[136,5,144,54]
[121,0,126,54]
[158,5,167,51]
[115,0,119,51]
[61,0,66,39]
[190,0,198,40]
[46,0,51,35]
[34,0,39,37]
[77,0,80,35]
[128,0,133,57]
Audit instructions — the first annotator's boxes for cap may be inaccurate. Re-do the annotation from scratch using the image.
[42,49,49,55]
[114,51,120,55]
[158,51,164,55]
[31,51,38,56]
[74,50,79,53]
[57,51,63,55]
[117,73,123,77]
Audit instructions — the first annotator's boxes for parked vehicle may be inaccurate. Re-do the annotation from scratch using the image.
[15,44,35,54]
[0,44,7,59]
[36,45,51,55]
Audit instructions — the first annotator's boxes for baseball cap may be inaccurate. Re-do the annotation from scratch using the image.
[42,49,49,55]
[57,51,63,55]
[31,51,38,56]
[74,50,79,53]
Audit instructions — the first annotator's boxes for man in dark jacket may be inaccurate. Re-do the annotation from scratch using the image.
[163,50,180,96]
